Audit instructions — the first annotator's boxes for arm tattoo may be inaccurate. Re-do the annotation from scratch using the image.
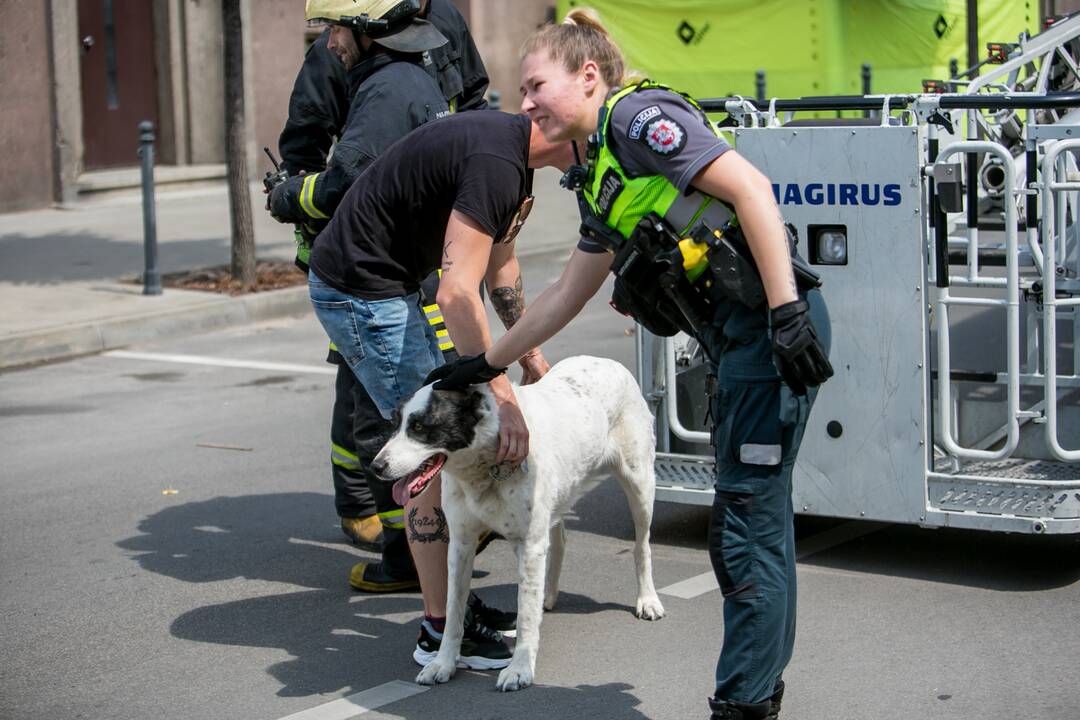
[442,241,453,274]
[407,506,450,544]
[491,275,525,330]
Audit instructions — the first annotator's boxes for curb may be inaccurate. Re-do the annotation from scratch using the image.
[0,285,312,370]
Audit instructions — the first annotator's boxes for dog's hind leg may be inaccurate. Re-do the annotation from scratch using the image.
[543,520,565,611]
[609,420,666,621]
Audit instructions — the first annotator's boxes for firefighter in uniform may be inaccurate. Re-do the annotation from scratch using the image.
[270,0,472,592]
[428,10,833,719]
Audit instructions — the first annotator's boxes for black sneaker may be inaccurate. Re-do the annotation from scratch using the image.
[412,609,512,670]
[468,591,517,637]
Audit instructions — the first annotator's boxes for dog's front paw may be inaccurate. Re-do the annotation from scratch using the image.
[635,595,666,621]
[416,656,457,686]
[495,661,534,692]
[543,590,558,611]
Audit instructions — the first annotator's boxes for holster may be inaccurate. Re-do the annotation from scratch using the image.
[609,213,713,339]
[702,222,821,309]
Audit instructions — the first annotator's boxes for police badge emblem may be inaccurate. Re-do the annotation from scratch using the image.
[643,117,685,155]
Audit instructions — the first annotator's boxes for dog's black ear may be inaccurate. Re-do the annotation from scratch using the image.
[439,386,488,421]
[462,387,485,422]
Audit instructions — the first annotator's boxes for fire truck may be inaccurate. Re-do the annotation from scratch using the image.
[643,15,1080,534]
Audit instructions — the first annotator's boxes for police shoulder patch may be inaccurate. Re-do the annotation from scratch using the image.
[627,105,662,140]
[641,116,686,156]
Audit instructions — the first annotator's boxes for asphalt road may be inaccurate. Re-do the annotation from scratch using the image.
[2,248,1079,720]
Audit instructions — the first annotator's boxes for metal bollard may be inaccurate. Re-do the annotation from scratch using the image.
[489,90,501,111]
[138,120,161,296]
[755,69,766,105]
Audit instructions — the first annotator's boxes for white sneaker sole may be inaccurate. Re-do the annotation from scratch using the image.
[412,645,511,670]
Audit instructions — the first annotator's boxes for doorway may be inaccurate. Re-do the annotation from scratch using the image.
[78,0,159,170]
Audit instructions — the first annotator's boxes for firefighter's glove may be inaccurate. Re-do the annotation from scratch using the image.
[268,175,307,224]
[769,299,833,396]
[293,223,320,273]
[425,353,507,391]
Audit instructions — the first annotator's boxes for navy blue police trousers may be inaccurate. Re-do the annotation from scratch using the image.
[703,290,829,706]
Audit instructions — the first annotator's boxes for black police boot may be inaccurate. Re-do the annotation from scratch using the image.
[765,681,784,719]
[708,697,772,720]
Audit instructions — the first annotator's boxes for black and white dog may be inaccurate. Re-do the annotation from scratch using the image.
[371,355,665,692]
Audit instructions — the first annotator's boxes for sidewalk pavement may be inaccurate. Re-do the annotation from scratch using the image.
[0,168,579,370]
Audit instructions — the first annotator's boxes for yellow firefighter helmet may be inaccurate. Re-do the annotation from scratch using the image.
[304,0,446,53]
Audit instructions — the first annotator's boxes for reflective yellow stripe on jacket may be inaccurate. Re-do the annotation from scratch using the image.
[300,173,329,220]
[423,302,455,352]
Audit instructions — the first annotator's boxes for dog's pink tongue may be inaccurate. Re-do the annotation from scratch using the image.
[391,476,412,507]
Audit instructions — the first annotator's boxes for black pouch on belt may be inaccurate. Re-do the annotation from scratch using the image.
[704,222,820,309]
[609,214,702,338]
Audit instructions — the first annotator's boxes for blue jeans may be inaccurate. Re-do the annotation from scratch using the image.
[308,270,444,420]
[704,291,830,706]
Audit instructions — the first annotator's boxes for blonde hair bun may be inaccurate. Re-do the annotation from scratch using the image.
[524,6,626,89]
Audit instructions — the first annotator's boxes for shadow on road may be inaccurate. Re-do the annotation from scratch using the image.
[801,522,1080,592]
[391,678,655,720]
[568,478,1080,593]
[117,492,640,705]
[0,231,230,284]
[117,492,360,590]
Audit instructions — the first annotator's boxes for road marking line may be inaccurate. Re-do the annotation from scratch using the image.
[658,521,889,599]
[276,680,427,720]
[659,571,717,599]
[103,350,335,375]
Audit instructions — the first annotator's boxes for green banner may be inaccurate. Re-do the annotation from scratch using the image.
[555,0,1038,99]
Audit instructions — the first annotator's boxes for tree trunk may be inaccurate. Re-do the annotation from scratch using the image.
[222,0,256,289]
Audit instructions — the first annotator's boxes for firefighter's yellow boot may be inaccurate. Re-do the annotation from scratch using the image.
[341,515,382,552]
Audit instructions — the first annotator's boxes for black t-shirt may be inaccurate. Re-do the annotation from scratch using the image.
[310,112,531,299]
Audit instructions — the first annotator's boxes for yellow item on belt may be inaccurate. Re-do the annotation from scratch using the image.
[678,237,710,282]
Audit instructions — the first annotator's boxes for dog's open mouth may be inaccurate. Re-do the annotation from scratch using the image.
[391,453,447,506]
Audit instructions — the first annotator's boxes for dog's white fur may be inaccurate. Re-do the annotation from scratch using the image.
[373,355,665,691]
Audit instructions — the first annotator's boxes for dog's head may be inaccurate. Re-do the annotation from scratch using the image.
[371,383,495,502]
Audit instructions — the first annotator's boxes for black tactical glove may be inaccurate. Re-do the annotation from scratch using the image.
[424,353,507,391]
[268,174,307,224]
[769,299,834,396]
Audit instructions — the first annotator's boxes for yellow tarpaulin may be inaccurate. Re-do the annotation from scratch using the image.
[555,0,1038,99]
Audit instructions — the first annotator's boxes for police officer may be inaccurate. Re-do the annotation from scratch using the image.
[271,0,453,592]
[428,10,833,719]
